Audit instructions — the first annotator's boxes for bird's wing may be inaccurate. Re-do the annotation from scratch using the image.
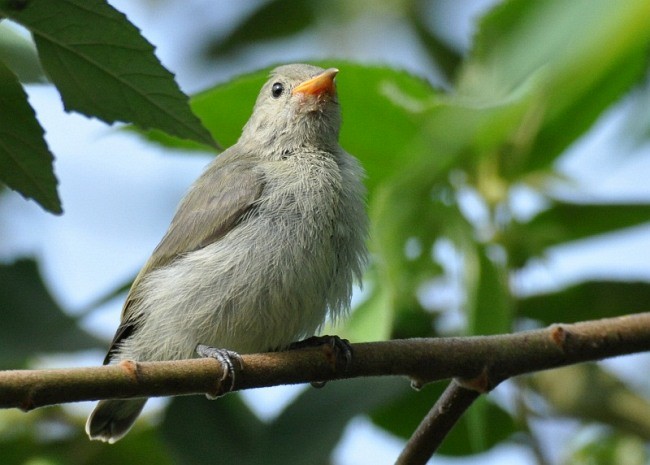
[104,151,264,363]
[140,155,264,280]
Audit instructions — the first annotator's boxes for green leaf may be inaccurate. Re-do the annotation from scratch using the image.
[140,68,268,152]
[461,0,650,174]
[0,408,174,465]
[206,0,315,57]
[464,0,650,105]
[268,378,405,464]
[0,259,102,368]
[163,378,406,465]
[162,394,265,465]
[77,276,132,316]
[460,244,512,451]
[532,364,650,440]
[369,88,536,331]
[466,244,512,336]
[522,47,647,173]
[409,1,463,83]
[0,0,217,148]
[0,59,61,213]
[518,281,650,324]
[336,274,394,343]
[568,430,648,465]
[370,183,444,338]
[335,63,442,193]
[371,381,516,456]
[507,202,650,267]
[452,396,515,456]
[532,202,650,244]
[365,1,650,340]
[80,428,175,465]
[0,22,45,82]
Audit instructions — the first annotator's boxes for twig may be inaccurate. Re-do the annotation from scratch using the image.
[396,380,480,465]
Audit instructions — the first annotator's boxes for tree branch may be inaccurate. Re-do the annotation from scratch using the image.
[396,380,479,465]
[1,313,648,413]
[3,314,650,464]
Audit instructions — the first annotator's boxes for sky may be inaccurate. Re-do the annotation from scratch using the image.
[1,1,650,464]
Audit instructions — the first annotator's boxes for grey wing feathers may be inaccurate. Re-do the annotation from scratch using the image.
[104,152,264,363]
[147,159,264,273]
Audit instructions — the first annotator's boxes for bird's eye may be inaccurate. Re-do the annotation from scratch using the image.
[271,82,284,98]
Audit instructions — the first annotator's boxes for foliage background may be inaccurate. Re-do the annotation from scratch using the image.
[2,0,650,464]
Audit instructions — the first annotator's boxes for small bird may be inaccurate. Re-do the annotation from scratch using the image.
[86,64,368,443]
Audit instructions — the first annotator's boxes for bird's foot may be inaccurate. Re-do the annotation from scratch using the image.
[288,335,353,388]
[196,344,243,399]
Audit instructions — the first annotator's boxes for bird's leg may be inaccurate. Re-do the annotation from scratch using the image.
[287,335,353,388]
[196,344,243,399]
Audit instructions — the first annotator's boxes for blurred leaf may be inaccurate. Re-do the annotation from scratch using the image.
[370,83,537,332]
[336,271,394,342]
[409,1,463,83]
[268,378,406,464]
[0,22,45,82]
[567,429,648,465]
[335,63,441,193]
[620,77,650,145]
[0,59,61,214]
[460,244,512,451]
[162,394,265,465]
[77,277,132,316]
[532,364,650,440]
[464,0,650,105]
[164,378,406,465]
[0,0,217,148]
[372,381,516,456]
[0,407,174,465]
[530,202,650,243]
[518,281,650,324]
[466,244,512,336]
[507,202,650,268]
[522,47,647,173]
[79,428,175,465]
[0,259,101,368]
[206,0,315,57]
[460,0,650,175]
[371,184,451,339]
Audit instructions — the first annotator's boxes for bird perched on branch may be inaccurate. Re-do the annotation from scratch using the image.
[86,64,368,443]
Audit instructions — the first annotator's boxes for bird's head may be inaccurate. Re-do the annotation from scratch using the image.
[240,64,342,154]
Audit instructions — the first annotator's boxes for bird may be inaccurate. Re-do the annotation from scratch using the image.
[85,64,368,443]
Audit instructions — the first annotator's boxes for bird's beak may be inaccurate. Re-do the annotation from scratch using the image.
[292,68,339,97]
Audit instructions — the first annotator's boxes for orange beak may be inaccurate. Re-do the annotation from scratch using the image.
[292,68,338,97]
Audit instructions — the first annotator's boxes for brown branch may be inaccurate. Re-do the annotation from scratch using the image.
[1,313,649,412]
[394,312,650,464]
[396,380,480,465]
[2,313,650,464]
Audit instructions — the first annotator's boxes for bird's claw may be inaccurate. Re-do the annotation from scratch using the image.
[196,344,242,399]
[288,335,353,387]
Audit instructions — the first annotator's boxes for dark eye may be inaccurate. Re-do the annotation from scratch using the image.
[271,82,284,98]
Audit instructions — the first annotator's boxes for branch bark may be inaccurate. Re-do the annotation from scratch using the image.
[3,312,650,465]
[2,313,649,412]
[396,380,480,465]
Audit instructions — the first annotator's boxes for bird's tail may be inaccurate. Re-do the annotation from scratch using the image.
[86,398,147,443]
